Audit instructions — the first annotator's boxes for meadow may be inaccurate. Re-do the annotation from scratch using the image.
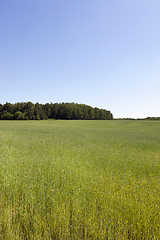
[0,120,160,239]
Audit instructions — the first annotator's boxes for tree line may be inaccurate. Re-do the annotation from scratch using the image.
[115,117,160,121]
[0,102,113,120]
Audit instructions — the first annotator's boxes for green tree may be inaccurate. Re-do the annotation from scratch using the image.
[14,111,25,120]
[2,112,14,120]
[26,102,35,120]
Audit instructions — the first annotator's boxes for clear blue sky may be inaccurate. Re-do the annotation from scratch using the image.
[1,0,160,118]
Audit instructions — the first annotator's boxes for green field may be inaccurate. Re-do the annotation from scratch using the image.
[1,120,160,239]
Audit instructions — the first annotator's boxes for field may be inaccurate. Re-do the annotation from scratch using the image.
[0,120,160,239]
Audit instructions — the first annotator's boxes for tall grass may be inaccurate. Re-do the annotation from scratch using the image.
[1,120,160,239]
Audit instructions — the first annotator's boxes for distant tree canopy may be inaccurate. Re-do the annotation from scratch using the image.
[0,102,113,120]
[115,117,160,121]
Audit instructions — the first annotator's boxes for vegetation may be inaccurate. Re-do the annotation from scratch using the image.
[1,120,160,239]
[0,102,113,120]
[115,117,160,121]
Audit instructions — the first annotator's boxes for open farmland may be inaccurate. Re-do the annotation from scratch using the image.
[0,120,160,239]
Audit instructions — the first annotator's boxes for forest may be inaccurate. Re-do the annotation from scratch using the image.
[0,102,113,120]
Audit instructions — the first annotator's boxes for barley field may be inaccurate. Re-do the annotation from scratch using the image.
[0,120,160,239]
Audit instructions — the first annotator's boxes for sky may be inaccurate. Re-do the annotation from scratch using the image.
[0,0,160,118]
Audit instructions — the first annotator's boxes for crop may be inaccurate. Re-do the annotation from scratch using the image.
[1,120,160,239]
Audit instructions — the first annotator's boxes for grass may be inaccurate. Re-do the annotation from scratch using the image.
[0,120,160,239]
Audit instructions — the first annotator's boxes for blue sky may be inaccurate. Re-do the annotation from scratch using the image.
[1,0,160,118]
